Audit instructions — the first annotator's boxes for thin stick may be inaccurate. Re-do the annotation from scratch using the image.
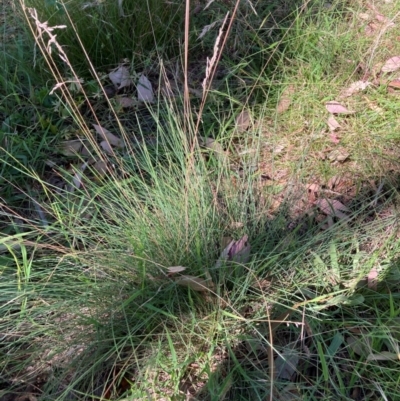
[184,0,190,134]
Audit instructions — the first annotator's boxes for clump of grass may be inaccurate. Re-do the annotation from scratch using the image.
[1,0,400,400]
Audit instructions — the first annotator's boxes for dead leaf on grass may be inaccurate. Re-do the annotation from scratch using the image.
[93,124,123,148]
[365,22,379,36]
[92,160,108,177]
[327,115,341,131]
[275,348,299,381]
[200,137,227,162]
[167,266,187,274]
[316,198,349,220]
[59,139,89,156]
[327,148,350,163]
[363,96,384,114]
[329,132,340,144]
[115,96,137,108]
[347,336,370,357]
[325,101,355,114]
[175,275,214,292]
[235,110,251,133]
[367,267,378,290]
[339,80,372,98]
[276,84,295,113]
[109,65,132,89]
[381,56,400,73]
[367,352,400,361]
[137,74,154,102]
[198,19,221,40]
[215,235,251,268]
[388,79,400,89]
[100,141,114,154]
[70,162,88,192]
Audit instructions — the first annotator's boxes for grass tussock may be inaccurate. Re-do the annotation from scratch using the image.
[1,0,400,400]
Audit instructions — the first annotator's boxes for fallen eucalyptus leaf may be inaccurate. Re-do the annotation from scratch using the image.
[198,19,221,40]
[325,101,355,114]
[339,80,372,98]
[109,65,132,89]
[115,96,137,108]
[100,140,114,154]
[167,266,187,274]
[137,74,154,102]
[367,352,400,361]
[92,160,108,177]
[388,79,400,89]
[316,198,349,220]
[367,267,378,290]
[275,348,299,381]
[327,115,341,131]
[93,124,123,148]
[235,110,250,133]
[215,235,251,268]
[201,137,227,162]
[276,84,295,113]
[381,56,400,73]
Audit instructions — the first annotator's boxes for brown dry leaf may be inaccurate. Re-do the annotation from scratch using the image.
[115,96,137,108]
[367,267,378,290]
[381,56,400,73]
[365,22,379,36]
[92,160,108,177]
[327,115,341,131]
[329,132,340,144]
[277,84,295,113]
[388,79,400,89]
[339,80,372,98]
[167,266,187,274]
[93,124,123,148]
[100,140,114,154]
[275,348,299,381]
[59,139,84,156]
[109,65,132,90]
[325,101,355,114]
[215,235,251,268]
[137,74,154,103]
[307,183,320,192]
[69,162,88,193]
[201,137,227,162]
[327,148,350,163]
[363,96,384,115]
[347,336,370,357]
[235,110,250,133]
[367,352,400,361]
[316,198,349,220]
[198,19,220,40]
[175,275,214,292]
